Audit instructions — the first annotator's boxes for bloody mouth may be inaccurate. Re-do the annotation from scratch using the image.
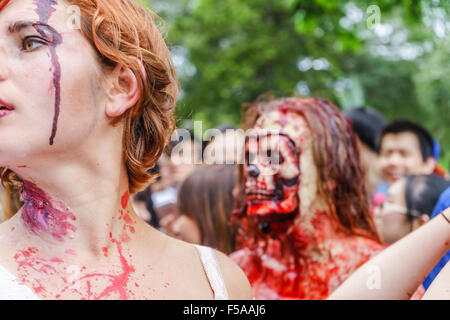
[246,192,276,201]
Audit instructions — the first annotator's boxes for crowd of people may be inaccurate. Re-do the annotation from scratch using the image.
[110,98,449,300]
[0,0,449,300]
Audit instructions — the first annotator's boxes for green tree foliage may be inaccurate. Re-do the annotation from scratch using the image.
[147,0,449,168]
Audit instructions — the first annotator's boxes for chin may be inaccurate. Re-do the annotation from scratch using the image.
[253,212,298,237]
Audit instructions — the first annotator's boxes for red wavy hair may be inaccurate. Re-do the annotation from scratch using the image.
[0,0,178,195]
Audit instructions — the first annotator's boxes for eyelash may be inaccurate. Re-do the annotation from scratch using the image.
[21,36,47,52]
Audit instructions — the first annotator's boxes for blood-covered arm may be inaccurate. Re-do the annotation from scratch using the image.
[328,208,450,300]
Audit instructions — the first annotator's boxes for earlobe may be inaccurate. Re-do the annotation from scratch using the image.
[105,59,143,118]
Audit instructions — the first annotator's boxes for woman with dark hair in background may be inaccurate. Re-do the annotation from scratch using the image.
[345,107,386,197]
[374,174,450,244]
[162,165,238,255]
[372,174,450,299]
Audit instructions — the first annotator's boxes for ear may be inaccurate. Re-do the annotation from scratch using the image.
[423,157,437,174]
[104,57,146,118]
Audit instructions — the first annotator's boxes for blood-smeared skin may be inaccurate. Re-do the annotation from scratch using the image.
[56,225,137,300]
[14,247,64,298]
[57,237,136,300]
[33,0,63,145]
[0,0,11,12]
[121,191,129,209]
[55,196,139,300]
[14,194,140,300]
[65,249,76,256]
[243,134,301,221]
[20,180,77,241]
[231,210,385,300]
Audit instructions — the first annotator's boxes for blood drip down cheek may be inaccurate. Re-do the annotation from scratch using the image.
[33,0,63,146]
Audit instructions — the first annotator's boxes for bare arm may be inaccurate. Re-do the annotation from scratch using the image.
[329,208,450,300]
[422,258,450,299]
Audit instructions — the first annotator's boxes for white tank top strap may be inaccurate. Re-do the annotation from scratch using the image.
[0,265,40,300]
[193,244,229,300]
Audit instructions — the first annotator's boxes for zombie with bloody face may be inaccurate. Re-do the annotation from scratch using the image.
[230,97,385,300]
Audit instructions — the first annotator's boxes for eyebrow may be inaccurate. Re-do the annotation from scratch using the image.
[7,20,51,33]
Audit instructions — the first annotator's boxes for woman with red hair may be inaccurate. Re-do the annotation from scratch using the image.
[0,0,252,300]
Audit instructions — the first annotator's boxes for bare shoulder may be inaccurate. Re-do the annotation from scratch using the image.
[153,233,254,299]
[213,249,254,300]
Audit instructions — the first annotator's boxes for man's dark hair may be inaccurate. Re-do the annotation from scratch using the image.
[378,120,434,161]
[405,174,450,219]
[344,107,386,152]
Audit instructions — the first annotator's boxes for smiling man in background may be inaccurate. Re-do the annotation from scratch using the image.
[378,120,437,188]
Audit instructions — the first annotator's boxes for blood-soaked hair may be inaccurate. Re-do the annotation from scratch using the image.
[238,96,381,243]
[0,0,178,195]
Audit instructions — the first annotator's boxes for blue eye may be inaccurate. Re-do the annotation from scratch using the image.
[22,37,45,51]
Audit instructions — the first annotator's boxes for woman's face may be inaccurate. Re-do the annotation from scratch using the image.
[374,178,411,244]
[0,0,106,166]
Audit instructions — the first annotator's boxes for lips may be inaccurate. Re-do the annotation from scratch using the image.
[385,169,404,182]
[0,98,14,118]
[0,98,14,111]
[246,191,276,201]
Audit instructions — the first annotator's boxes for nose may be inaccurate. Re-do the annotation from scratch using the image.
[388,152,404,166]
[247,165,260,178]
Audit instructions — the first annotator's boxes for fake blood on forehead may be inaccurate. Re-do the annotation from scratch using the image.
[0,0,11,12]
[33,0,63,146]
[34,0,56,22]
